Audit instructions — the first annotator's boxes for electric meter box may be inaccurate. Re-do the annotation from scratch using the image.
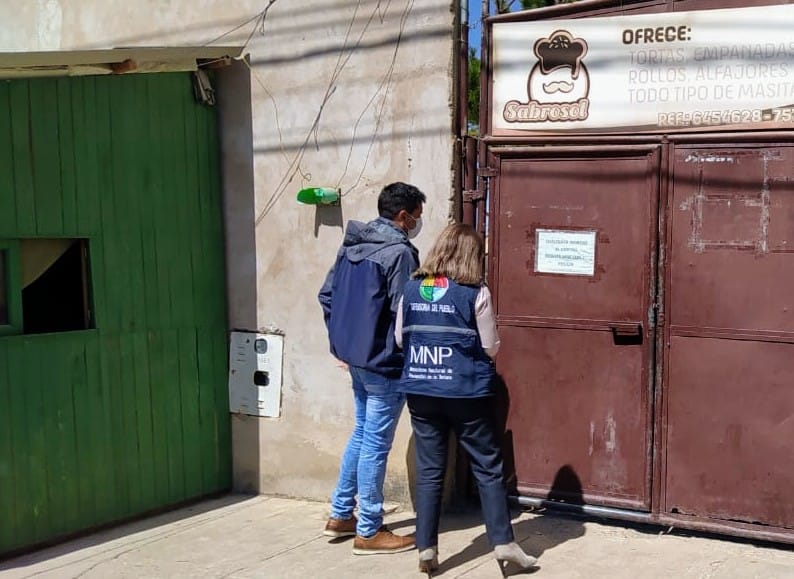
[228,331,283,417]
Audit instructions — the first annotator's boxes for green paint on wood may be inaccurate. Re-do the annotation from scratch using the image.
[0,240,23,335]
[0,73,230,555]
[0,344,17,547]
[0,85,17,235]
[56,79,78,236]
[147,330,171,506]
[163,329,186,503]
[9,82,36,235]
[6,339,32,547]
[179,329,203,499]
[132,331,156,509]
[30,79,63,235]
[45,334,80,537]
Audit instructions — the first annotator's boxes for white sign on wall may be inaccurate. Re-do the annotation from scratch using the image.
[535,229,596,276]
[492,4,794,132]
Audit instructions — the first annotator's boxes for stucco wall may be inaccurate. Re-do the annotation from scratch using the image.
[0,0,457,507]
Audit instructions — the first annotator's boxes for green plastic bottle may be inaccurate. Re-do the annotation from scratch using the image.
[296,187,340,205]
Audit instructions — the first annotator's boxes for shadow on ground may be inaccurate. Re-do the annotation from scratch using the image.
[428,505,585,577]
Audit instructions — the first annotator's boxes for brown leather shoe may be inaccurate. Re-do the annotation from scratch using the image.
[352,526,415,555]
[323,516,357,538]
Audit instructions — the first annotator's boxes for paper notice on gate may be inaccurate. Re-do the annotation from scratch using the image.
[535,229,596,276]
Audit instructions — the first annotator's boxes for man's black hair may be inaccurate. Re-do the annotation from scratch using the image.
[377,182,426,219]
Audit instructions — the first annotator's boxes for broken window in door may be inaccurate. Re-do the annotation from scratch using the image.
[21,239,92,334]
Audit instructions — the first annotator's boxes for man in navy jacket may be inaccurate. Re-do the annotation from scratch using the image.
[318,181,425,554]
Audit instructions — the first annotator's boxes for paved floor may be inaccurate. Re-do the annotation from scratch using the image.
[2,495,793,578]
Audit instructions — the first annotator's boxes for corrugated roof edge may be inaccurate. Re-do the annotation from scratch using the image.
[0,46,244,79]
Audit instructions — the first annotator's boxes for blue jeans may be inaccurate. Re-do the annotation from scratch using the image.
[330,367,406,538]
[407,393,514,550]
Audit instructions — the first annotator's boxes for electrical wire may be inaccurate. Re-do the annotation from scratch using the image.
[253,0,416,224]
[203,0,279,51]
[253,0,368,224]
[336,0,414,195]
[198,0,418,225]
[203,0,314,211]
[203,12,263,46]
[241,57,310,179]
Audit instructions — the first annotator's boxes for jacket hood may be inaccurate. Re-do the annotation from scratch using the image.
[343,217,413,263]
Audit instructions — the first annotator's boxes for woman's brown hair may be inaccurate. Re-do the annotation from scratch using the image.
[412,223,484,285]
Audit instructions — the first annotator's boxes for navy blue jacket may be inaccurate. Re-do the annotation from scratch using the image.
[318,217,419,377]
[397,277,495,398]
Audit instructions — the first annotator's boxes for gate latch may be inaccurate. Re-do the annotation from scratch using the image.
[609,322,643,337]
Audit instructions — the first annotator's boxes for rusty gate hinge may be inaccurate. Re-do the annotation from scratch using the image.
[478,167,498,178]
[463,189,485,202]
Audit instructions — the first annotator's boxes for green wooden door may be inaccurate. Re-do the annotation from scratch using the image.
[0,73,231,555]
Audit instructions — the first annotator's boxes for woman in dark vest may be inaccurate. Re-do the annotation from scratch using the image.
[395,223,538,576]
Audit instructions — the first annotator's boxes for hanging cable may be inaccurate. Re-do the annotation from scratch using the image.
[203,0,279,52]
[241,57,310,179]
[337,0,415,195]
[200,0,418,225]
[254,0,416,223]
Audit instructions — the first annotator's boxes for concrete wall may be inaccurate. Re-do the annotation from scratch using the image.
[0,0,458,507]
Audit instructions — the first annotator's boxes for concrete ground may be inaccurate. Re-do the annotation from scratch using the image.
[2,495,793,579]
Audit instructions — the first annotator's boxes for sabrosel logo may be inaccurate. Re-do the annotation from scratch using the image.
[503,30,591,124]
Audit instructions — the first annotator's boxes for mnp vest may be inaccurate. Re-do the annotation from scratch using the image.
[398,276,495,398]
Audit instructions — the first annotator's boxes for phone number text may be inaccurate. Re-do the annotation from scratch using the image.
[657,107,794,127]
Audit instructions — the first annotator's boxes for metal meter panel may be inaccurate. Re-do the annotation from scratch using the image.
[228,331,283,417]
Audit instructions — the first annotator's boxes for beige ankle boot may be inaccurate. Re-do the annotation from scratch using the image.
[418,546,439,576]
[493,542,538,576]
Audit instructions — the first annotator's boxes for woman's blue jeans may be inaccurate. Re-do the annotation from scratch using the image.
[330,366,405,538]
[407,393,514,550]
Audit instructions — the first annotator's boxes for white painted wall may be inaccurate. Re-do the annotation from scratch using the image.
[0,0,457,506]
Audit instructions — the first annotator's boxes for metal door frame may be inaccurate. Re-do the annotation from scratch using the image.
[486,142,663,512]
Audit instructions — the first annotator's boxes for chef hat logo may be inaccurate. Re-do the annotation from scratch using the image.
[534,30,587,79]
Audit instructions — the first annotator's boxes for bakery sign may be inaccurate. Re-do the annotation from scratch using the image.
[491,4,794,132]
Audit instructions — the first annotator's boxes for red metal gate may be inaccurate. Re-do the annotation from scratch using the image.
[490,145,660,510]
[477,0,794,545]
[663,143,794,530]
